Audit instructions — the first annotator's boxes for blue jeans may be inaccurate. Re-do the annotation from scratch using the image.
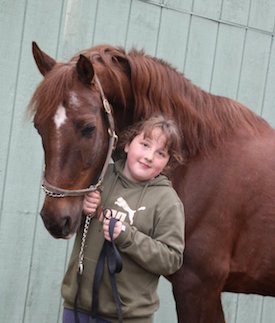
[62,308,110,323]
[63,308,89,323]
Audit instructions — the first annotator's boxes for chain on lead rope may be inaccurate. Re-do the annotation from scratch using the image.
[78,215,92,275]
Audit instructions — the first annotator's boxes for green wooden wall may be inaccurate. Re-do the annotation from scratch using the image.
[1,0,275,322]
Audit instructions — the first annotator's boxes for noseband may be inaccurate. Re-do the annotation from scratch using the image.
[41,75,118,198]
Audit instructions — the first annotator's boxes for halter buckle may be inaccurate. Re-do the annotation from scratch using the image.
[103,98,111,114]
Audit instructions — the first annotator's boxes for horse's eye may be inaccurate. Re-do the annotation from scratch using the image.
[81,124,95,137]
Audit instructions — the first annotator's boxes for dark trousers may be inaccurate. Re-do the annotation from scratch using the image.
[63,308,110,323]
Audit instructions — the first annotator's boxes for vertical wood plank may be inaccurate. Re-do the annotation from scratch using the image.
[0,0,27,215]
[126,0,161,54]
[23,216,72,323]
[93,0,131,46]
[58,0,98,59]
[221,0,250,26]
[184,16,218,90]
[237,31,271,114]
[261,296,275,323]
[235,294,263,323]
[210,24,245,98]
[262,38,275,127]
[154,277,177,322]
[157,8,191,71]
[193,0,223,20]
[249,0,275,32]
[222,293,238,323]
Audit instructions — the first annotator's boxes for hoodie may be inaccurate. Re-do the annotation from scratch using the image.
[62,160,185,322]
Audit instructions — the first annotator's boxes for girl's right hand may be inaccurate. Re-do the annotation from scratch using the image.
[83,191,101,217]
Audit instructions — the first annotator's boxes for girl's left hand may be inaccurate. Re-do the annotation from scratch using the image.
[103,217,123,241]
[83,191,101,217]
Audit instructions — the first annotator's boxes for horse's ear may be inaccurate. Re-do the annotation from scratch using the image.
[32,41,56,76]
[76,54,95,85]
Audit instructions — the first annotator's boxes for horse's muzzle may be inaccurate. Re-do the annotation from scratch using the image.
[40,200,82,239]
[40,210,72,238]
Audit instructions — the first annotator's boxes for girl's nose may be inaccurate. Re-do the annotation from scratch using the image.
[145,149,154,161]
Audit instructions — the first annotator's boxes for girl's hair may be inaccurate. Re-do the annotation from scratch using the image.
[118,114,185,173]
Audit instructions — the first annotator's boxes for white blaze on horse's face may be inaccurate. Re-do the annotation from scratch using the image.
[54,104,67,129]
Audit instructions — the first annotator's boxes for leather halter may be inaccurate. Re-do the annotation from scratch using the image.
[41,75,118,198]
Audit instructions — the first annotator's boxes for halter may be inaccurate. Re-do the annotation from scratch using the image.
[41,75,118,198]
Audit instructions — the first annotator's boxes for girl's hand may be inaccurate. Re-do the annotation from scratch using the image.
[103,209,123,241]
[83,191,101,217]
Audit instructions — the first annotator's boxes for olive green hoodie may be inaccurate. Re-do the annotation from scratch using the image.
[62,160,185,322]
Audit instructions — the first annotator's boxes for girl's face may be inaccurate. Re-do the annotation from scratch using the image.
[123,127,170,182]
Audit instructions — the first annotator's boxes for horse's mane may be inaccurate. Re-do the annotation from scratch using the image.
[85,45,269,157]
[28,44,270,158]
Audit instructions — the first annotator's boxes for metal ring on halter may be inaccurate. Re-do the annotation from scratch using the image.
[108,128,118,149]
[103,98,111,113]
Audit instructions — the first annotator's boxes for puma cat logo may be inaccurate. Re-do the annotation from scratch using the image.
[115,197,146,225]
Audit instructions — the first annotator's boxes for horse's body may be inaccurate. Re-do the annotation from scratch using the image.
[172,132,275,321]
[28,42,275,322]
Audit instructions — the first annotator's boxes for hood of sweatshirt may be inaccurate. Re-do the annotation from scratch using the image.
[102,160,173,214]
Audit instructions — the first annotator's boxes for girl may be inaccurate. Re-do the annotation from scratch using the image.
[62,114,185,323]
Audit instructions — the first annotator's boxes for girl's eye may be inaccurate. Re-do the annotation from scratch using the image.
[140,141,149,147]
[158,151,168,158]
[81,124,95,137]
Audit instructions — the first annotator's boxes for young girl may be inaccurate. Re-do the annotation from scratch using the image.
[62,115,185,323]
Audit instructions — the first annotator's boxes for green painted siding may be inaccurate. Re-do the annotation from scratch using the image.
[1,1,275,322]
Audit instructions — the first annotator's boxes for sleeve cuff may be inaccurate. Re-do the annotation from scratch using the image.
[115,222,131,246]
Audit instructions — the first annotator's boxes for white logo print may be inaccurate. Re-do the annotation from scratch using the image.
[114,197,146,225]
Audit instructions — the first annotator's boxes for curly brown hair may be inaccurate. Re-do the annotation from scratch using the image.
[118,114,185,174]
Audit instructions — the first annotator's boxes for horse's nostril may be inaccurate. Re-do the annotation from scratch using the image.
[62,216,71,236]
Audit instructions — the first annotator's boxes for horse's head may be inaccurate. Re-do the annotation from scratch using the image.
[29,42,114,239]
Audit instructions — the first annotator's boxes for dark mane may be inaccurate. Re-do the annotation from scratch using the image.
[76,44,270,157]
[126,48,269,157]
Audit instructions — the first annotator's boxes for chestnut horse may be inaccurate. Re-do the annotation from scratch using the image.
[28,42,275,322]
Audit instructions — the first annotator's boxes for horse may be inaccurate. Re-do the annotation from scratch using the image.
[28,42,275,323]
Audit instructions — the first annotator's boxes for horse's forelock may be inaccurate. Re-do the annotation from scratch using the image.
[27,63,74,124]
[88,46,130,109]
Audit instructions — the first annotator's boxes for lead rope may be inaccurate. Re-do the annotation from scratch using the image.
[74,212,123,323]
[91,212,123,323]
